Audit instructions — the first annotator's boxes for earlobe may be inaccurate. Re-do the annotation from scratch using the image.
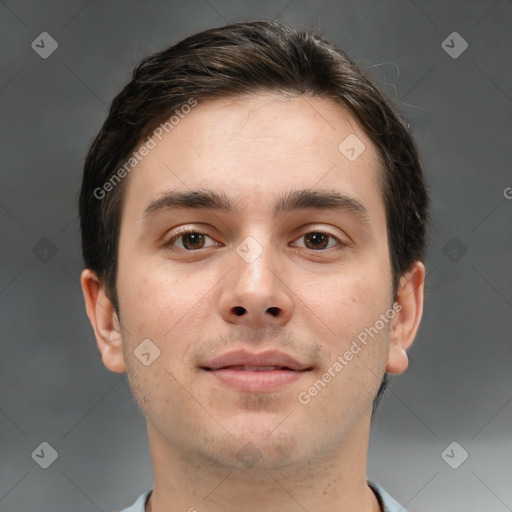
[80,269,127,374]
[385,261,426,375]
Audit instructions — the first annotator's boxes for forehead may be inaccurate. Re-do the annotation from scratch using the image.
[120,93,385,226]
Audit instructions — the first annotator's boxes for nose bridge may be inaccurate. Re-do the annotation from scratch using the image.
[233,233,276,290]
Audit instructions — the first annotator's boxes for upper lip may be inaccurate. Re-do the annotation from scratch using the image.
[201,349,311,371]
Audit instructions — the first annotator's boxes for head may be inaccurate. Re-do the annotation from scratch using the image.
[80,20,429,470]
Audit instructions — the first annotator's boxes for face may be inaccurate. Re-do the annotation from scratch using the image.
[89,93,417,471]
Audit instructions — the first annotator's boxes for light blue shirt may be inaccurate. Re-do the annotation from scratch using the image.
[118,480,406,512]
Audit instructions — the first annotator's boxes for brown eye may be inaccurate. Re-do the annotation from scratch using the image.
[304,232,329,250]
[292,231,345,251]
[180,232,206,250]
[166,230,217,250]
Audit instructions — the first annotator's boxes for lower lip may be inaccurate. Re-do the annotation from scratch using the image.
[205,368,308,392]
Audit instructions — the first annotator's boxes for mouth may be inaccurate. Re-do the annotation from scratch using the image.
[200,350,312,392]
[216,365,297,371]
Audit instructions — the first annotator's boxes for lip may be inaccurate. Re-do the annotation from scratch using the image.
[201,349,310,371]
[200,349,312,392]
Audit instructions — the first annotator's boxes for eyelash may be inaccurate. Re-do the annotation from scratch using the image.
[164,228,347,252]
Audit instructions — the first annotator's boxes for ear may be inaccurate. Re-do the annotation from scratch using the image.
[386,261,426,375]
[80,268,126,374]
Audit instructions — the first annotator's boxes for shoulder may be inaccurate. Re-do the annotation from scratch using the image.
[117,488,153,512]
[118,485,404,512]
[368,480,407,512]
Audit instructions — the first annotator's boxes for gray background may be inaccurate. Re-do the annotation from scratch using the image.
[1,1,511,511]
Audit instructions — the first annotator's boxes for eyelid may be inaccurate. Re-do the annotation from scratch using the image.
[291,222,351,243]
[164,226,218,248]
[290,229,348,250]
[164,225,350,253]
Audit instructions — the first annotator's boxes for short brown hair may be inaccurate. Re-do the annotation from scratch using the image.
[79,19,430,414]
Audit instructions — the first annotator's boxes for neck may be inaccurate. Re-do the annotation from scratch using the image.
[145,411,381,512]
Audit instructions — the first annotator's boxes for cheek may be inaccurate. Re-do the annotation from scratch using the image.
[325,266,392,404]
[301,264,390,346]
[323,280,391,407]
[118,259,215,358]
[123,349,198,437]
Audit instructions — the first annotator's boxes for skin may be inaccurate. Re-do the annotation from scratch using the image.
[81,93,425,512]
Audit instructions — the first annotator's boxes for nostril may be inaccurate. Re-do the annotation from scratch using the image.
[267,307,279,316]
[233,306,246,316]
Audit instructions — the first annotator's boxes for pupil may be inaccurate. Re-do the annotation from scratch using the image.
[306,232,328,249]
[184,233,204,249]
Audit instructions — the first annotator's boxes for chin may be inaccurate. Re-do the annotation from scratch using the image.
[217,416,305,469]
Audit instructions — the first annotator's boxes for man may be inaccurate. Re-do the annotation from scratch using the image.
[79,19,429,512]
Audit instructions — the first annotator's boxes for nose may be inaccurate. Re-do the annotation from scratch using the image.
[218,236,294,330]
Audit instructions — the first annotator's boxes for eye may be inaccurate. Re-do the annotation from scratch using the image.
[164,228,347,252]
[165,229,219,251]
[291,231,346,251]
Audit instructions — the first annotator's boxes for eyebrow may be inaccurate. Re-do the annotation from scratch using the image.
[141,188,371,225]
